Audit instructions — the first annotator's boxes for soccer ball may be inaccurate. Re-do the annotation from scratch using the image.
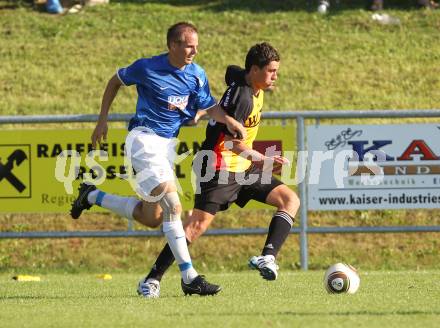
[323,263,360,294]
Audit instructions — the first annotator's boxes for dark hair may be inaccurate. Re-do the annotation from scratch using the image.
[245,42,280,73]
[167,22,198,48]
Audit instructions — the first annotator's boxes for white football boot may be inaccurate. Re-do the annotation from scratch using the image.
[248,255,279,281]
[137,277,160,298]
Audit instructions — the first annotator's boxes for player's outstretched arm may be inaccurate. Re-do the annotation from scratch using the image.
[224,135,265,162]
[185,109,208,126]
[224,136,290,170]
[91,74,123,149]
[206,105,246,140]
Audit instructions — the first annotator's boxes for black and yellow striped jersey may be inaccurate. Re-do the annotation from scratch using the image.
[200,66,263,172]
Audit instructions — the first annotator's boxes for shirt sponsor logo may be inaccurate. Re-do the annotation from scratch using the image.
[168,95,189,111]
[244,111,261,128]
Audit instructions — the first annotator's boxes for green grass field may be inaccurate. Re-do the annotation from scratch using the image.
[1,271,439,327]
[1,0,440,274]
[1,0,440,116]
[1,3,440,327]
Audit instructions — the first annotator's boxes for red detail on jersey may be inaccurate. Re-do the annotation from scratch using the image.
[213,133,226,170]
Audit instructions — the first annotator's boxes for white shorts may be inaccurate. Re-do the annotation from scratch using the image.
[125,128,177,198]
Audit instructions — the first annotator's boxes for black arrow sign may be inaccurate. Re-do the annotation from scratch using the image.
[0,149,28,193]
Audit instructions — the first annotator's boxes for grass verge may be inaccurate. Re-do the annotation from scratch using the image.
[1,271,439,328]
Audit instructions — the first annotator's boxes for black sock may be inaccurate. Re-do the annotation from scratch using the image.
[146,238,191,282]
[262,211,294,257]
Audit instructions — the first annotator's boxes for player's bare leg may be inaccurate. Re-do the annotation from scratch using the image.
[265,184,300,217]
[184,209,215,242]
[132,200,162,228]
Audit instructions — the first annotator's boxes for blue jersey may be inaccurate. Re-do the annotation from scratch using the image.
[117,53,216,138]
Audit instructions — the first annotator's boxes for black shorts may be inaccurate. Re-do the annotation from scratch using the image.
[194,164,283,215]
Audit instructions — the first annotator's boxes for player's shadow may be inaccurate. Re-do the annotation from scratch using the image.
[111,0,419,12]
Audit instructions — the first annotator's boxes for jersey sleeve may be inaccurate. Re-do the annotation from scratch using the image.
[194,71,216,110]
[116,59,148,86]
[219,84,252,125]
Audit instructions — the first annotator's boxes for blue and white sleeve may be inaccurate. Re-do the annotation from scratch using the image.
[194,73,216,111]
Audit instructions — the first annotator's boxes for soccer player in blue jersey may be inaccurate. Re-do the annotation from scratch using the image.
[70,22,246,297]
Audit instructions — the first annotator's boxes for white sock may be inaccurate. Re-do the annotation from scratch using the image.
[87,190,139,220]
[162,220,198,284]
[87,190,99,204]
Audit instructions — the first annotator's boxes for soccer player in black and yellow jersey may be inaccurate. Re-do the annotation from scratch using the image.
[139,43,300,297]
